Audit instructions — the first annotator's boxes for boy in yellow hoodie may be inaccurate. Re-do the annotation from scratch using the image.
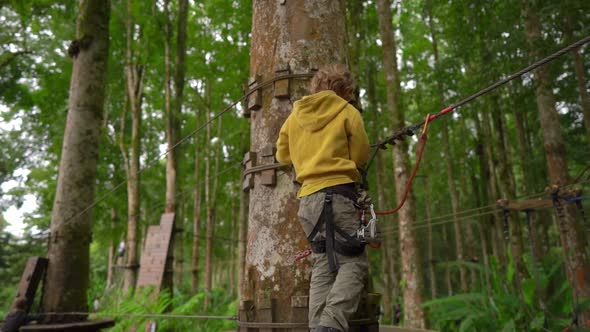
[276,64,370,332]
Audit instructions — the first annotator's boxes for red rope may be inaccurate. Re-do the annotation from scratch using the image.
[375,114,432,216]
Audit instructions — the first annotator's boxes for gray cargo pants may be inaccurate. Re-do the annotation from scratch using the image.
[298,191,368,332]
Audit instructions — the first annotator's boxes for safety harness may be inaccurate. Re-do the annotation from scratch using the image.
[306,184,379,272]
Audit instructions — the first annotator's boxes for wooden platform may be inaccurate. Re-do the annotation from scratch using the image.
[19,318,115,331]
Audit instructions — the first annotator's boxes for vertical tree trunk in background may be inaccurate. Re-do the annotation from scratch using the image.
[191,133,202,294]
[425,6,468,292]
[376,0,425,327]
[476,110,506,265]
[346,0,363,80]
[205,97,223,306]
[204,84,213,309]
[122,0,143,295]
[230,196,237,297]
[172,0,188,291]
[442,225,453,296]
[424,176,437,299]
[376,153,393,322]
[106,208,117,289]
[161,0,175,294]
[470,170,492,295]
[457,116,478,288]
[492,103,529,286]
[42,0,110,319]
[563,10,590,139]
[243,0,348,324]
[523,2,590,319]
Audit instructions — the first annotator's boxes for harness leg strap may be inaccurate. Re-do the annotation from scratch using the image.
[324,193,339,272]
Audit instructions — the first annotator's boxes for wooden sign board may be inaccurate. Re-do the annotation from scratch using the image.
[136,213,175,289]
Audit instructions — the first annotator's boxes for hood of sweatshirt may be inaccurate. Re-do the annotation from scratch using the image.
[293,90,350,132]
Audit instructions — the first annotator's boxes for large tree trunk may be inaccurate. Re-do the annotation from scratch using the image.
[122,0,143,295]
[376,0,425,327]
[242,0,349,325]
[523,1,590,320]
[42,0,110,320]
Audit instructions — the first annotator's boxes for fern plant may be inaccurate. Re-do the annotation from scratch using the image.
[424,248,576,332]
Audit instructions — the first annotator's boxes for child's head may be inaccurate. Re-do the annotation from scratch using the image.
[310,64,356,103]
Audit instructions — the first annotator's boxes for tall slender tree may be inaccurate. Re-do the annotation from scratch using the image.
[42,0,111,320]
[121,0,144,295]
[172,0,189,290]
[376,0,426,327]
[523,1,590,320]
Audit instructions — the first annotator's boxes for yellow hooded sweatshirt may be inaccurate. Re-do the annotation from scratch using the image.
[276,90,370,198]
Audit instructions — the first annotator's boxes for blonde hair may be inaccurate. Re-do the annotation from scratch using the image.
[310,64,356,103]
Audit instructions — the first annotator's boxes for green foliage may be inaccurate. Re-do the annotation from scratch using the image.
[424,253,575,332]
[93,287,236,332]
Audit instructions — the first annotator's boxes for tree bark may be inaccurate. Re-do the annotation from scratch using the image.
[376,0,425,327]
[242,0,349,324]
[523,1,590,319]
[42,0,110,320]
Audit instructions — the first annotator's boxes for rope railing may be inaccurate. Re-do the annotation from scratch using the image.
[380,178,590,235]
